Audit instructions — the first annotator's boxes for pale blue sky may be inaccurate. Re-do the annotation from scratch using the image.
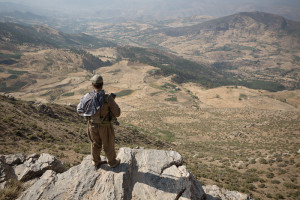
[0,0,299,20]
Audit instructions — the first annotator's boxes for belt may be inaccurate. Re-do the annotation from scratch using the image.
[88,120,111,126]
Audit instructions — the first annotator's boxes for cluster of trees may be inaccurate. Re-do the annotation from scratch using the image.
[71,49,112,72]
[82,53,112,71]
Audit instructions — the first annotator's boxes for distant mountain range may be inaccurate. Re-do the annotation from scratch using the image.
[0,11,299,92]
[159,12,300,37]
[161,12,300,90]
[0,0,300,21]
[0,22,115,48]
[0,11,47,22]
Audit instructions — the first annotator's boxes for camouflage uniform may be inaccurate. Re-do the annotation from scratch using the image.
[87,94,121,167]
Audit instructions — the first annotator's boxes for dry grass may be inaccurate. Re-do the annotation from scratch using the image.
[1,46,300,199]
[0,179,25,200]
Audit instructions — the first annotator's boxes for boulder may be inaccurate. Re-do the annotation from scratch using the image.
[18,148,206,200]
[34,102,56,117]
[4,153,26,166]
[0,93,16,101]
[203,185,252,200]
[0,153,66,189]
[14,153,66,182]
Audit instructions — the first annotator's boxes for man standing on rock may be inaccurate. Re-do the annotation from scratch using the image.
[77,74,121,168]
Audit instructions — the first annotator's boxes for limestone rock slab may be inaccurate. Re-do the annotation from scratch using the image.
[18,148,206,200]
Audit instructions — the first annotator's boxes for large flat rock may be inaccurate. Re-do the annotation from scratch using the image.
[18,148,206,200]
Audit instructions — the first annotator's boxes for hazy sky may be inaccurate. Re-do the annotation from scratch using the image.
[1,0,300,20]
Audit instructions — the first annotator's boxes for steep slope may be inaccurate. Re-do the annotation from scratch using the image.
[0,22,115,94]
[0,94,169,166]
[0,22,115,48]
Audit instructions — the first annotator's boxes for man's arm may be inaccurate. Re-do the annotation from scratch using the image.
[108,96,121,117]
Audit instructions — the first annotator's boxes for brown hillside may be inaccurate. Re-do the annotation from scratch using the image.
[0,94,169,167]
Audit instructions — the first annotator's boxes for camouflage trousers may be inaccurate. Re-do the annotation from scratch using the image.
[87,122,118,166]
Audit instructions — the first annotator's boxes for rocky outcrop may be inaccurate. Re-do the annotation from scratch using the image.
[33,102,56,118]
[203,185,252,200]
[1,148,252,200]
[0,153,66,189]
[18,148,206,200]
[0,93,16,101]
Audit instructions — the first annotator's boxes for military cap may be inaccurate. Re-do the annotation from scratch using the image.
[91,74,103,84]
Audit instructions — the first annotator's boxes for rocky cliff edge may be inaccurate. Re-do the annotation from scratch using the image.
[1,148,252,200]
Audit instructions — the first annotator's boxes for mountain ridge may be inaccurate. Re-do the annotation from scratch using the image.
[159,11,300,37]
[1,16,297,93]
[0,22,116,48]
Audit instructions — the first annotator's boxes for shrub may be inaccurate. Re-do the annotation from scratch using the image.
[266,194,272,198]
[0,179,24,200]
[289,191,300,199]
[62,92,75,97]
[289,158,295,165]
[7,75,18,79]
[58,146,66,150]
[249,159,256,164]
[275,193,284,199]
[40,91,53,96]
[283,182,299,189]
[290,177,296,182]
[244,183,256,191]
[268,159,275,164]
[7,69,28,75]
[73,147,80,153]
[150,91,163,96]
[161,83,177,89]
[277,163,287,167]
[116,90,134,97]
[108,69,121,74]
[165,97,177,102]
[266,172,274,178]
[276,157,283,162]
[259,158,268,164]
[64,162,71,169]
[271,180,281,184]
[239,93,248,100]
[278,169,287,175]
[15,130,24,137]
[28,135,38,141]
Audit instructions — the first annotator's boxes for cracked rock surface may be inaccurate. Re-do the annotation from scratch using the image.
[18,148,206,200]
[0,153,66,189]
